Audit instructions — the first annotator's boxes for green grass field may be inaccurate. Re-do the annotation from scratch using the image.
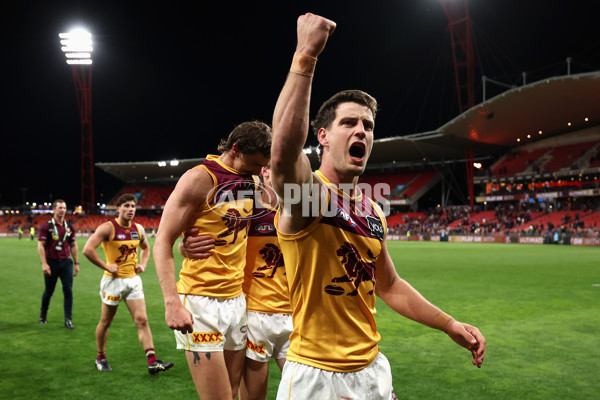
[0,238,598,399]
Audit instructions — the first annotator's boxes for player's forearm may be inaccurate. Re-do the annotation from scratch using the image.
[271,72,314,195]
[153,239,181,304]
[378,277,454,332]
[272,72,313,158]
[139,247,150,269]
[83,250,108,271]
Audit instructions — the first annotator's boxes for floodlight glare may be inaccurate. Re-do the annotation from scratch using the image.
[59,29,93,65]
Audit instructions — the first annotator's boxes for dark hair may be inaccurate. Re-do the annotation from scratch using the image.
[217,121,272,158]
[310,90,378,135]
[116,193,137,207]
[52,199,66,209]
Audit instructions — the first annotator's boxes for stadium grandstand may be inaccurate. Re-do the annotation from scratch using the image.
[3,71,600,245]
[3,4,600,247]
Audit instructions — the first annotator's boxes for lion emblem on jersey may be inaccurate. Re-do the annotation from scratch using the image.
[215,208,250,246]
[325,242,375,297]
[116,244,137,263]
[255,243,285,278]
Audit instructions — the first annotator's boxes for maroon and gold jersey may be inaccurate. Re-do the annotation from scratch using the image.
[275,170,387,372]
[38,219,76,260]
[102,219,144,278]
[243,202,291,314]
[177,155,255,298]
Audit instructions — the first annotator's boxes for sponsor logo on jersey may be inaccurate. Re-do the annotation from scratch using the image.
[191,332,223,344]
[102,293,121,302]
[366,215,384,240]
[117,233,127,240]
[336,208,356,227]
[246,339,266,355]
[255,222,275,234]
[130,231,140,240]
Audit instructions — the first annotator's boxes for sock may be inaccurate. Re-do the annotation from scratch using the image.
[97,351,106,361]
[145,348,157,365]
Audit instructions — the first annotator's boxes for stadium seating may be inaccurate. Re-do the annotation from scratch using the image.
[540,141,598,173]
[402,171,439,198]
[109,184,174,207]
[517,210,583,231]
[491,148,548,177]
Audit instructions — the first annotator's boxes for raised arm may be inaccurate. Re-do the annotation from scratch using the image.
[153,167,212,334]
[271,13,336,197]
[375,240,486,368]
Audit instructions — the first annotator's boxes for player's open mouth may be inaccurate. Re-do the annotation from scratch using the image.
[349,142,366,160]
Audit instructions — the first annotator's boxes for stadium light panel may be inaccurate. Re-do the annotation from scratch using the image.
[59,29,93,65]
[170,160,179,166]
[66,59,92,65]
[65,52,91,58]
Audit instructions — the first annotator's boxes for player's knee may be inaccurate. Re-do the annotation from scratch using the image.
[134,314,149,327]
[98,318,113,329]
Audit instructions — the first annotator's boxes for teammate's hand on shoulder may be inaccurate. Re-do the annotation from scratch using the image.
[181,227,215,260]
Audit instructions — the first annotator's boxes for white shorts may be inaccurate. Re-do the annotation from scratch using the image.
[99,275,144,305]
[246,311,292,362]
[276,352,395,400]
[174,294,247,352]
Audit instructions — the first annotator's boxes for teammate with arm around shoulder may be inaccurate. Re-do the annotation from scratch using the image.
[153,121,272,399]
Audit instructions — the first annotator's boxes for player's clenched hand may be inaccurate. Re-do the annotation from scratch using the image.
[446,321,486,368]
[105,263,118,274]
[180,227,215,260]
[165,303,194,334]
[295,13,336,58]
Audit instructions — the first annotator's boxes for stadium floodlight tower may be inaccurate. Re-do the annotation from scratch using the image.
[59,29,95,214]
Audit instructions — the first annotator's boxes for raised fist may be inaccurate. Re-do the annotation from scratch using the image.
[295,13,336,58]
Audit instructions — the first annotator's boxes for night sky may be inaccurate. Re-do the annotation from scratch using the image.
[2,0,599,207]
